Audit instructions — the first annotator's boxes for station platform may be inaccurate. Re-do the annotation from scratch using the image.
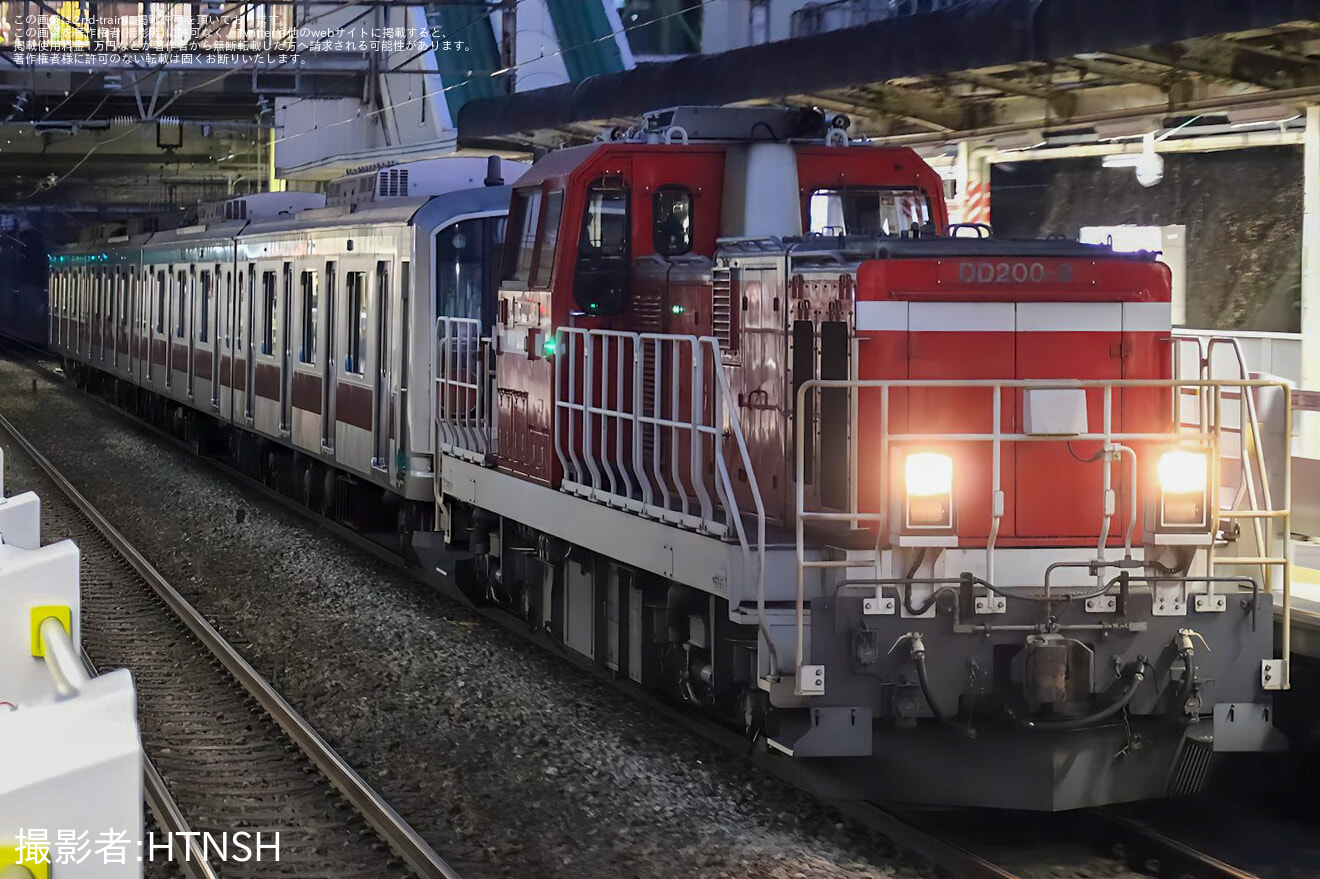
[1288,542,1320,659]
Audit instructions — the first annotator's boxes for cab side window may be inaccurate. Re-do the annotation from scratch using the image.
[652,186,692,256]
[531,191,564,288]
[504,189,542,283]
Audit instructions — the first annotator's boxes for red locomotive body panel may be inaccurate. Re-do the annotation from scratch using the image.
[854,256,1173,545]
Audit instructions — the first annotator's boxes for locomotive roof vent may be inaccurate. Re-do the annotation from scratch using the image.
[640,105,828,143]
[197,191,326,223]
[326,157,528,209]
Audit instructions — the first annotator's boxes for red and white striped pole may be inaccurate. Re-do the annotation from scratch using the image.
[954,141,993,229]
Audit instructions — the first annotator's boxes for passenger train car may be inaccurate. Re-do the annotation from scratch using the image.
[49,108,1296,811]
[49,157,517,535]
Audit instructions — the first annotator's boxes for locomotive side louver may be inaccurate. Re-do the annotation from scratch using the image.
[377,168,410,198]
[711,267,734,349]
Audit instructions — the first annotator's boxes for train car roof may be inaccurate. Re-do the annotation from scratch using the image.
[142,219,248,252]
[412,184,512,234]
[235,185,512,239]
[235,198,430,238]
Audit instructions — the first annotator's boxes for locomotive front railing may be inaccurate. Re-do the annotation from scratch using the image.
[792,376,1293,694]
[433,317,494,464]
[552,327,775,672]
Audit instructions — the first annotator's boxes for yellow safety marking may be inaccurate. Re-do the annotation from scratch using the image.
[29,605,71,659]
[1293,564,1320,586]
[0,841,51,877]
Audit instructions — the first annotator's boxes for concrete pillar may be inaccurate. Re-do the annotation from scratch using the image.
[954,141,992,228]
[1301,106,1320,454]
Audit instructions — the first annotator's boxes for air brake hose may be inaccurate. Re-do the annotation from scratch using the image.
[1016,660,1151,731]
[912,648,949,724]
[1173,630,1201,721]
[898,633,973,736]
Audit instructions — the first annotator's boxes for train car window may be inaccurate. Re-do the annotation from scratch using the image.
[299,270,318,365]
[176,270,187,338]
[156,271,166,332]
[261,271,277,355]
[807,187,931,236]
[199,270,212,342]
[531,191,564,288]
[574,179,630,314]
[504,188,542,283]
[346,271,367,374]
[652,186,693,256]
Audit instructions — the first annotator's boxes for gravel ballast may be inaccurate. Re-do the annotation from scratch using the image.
[0,358,927,879]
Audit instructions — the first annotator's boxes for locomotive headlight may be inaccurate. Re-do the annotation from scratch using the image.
[906,452,953,496]
[904,452,954,529]
[1158,450,1207,495]
[1158,450,1209,528]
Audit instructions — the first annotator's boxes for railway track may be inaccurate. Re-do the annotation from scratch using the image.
[0,405,460,879]
[0,342,1274,879]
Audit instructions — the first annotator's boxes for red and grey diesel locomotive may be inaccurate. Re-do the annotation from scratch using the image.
[49,106,1294,810]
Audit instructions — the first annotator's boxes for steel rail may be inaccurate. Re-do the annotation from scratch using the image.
[1098,811,1266,879]
[82,648,222,879]
[0,408,461,879]
[829,801,1023,879]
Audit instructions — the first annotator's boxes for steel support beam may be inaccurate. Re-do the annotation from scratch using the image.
[1302,104,1320,455]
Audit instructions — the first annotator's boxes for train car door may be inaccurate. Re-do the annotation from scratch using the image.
[165,269,175,389]
[211,264,222,408]
[245,265,256,419]
[187,266,198,398]
[280,262,293,432]
[372,259,390,469]
[128,272,137,378]
[322,261,337,449]
[397,260,410,479]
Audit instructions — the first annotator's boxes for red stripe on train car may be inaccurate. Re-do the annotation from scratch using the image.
[194,348,213,381]
[336,381,372,431]
[254,362,281,401]
[291,371,323,415]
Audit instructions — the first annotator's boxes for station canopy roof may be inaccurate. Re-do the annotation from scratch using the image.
[458,0,1320,148]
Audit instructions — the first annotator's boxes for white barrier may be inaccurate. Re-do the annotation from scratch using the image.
[0,454,143,877]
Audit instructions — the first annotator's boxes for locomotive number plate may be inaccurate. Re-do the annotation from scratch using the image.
[950,260,1075,284]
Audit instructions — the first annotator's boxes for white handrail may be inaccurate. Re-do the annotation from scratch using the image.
[434,317,493,463]
[699,338,776,678]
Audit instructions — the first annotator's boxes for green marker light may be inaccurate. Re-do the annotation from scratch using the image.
[670,304,686,314]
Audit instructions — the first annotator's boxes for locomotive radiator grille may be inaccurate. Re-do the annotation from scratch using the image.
[1164,734,1214,797]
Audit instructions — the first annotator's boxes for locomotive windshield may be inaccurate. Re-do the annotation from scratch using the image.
[808,187,931,236]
